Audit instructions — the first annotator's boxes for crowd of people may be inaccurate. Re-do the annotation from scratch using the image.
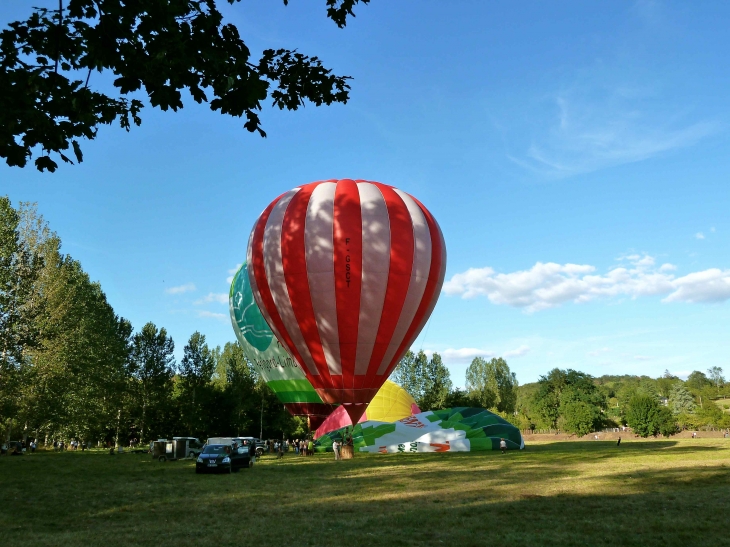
[267,438,316,457]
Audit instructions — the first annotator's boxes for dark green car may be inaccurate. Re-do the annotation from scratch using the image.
[195,444,251,474]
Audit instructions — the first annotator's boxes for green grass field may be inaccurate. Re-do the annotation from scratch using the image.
[1,439,729,546]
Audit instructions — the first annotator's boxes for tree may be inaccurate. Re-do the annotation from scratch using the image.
[531,369,606,430]
[129,322,175,442]
[707,367,725,395]
[669,383,696,415]
[220,341,257,436]
[559,401,596,437]
[390,350,426,403]
[686,371,711,391]
[465,357,518,413]
[443,388,473,408]
[2,200,134,445]
[0,197,39,439]
[626,394,676,437]
[657,370,678,398]
[177,331,215,436]
[419,352,452,411]
[1,0,369,172]
[390,350,452,411]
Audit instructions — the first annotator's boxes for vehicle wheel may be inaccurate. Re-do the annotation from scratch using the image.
[158,455,166,462]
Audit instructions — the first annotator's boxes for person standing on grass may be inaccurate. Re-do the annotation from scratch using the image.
[308,439,314,456]
[617,436,621,447]
[333,440,340,460]
[500,438,507,454]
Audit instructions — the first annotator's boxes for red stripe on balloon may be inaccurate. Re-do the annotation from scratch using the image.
[361,183,414,390]
[249,194,310,379]
[280,183,332,390]
[333,179,362,399]
[380,194,445,379]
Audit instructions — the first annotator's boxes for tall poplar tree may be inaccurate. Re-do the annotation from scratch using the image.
[465,357,518,414]
[178,331,215,436]
[129,322,175,442]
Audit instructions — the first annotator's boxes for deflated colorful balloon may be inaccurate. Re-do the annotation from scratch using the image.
[315,408,525,454]
[229,263,334,426]
[247,179,446,423]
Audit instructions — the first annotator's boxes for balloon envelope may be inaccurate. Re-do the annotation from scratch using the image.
[247,179,446,421]
[229,263,334,420]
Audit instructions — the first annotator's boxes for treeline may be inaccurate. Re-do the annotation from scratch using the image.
[390,349,729,438]
[391,353,519,418]
[0,198,303,446]
[515,368,730,437]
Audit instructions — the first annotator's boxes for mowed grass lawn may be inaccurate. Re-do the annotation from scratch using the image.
[1,439,729,547]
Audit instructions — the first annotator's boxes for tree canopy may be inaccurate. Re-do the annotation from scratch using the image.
[465,357,518,414]
[0,0,369,172]
[0,196,306,444]
[390,350,452,411]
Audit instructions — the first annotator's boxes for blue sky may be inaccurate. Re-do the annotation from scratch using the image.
[2,0,729,386]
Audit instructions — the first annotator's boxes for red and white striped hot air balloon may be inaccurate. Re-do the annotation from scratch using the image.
[247,179,446,424]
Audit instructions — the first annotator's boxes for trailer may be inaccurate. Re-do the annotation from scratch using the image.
[152,437,203,462]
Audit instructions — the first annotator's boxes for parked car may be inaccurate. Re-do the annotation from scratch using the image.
[195,444,252,474]
[254,439,267,456]
[1,441,24,455]
[206,437,258,463]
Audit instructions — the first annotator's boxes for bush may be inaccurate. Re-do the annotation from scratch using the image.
[657,406,678,437]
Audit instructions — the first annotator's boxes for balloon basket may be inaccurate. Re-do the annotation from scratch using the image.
[341,445,354,460]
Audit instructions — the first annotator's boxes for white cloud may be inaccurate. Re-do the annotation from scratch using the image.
[588,347,611,357]
[509,85,718,177]
[197,310,227,321]
[441,348,495,361]
[226,264,243,284]
[194,292,229,305]
[444,255,730,311]
[633,355,653,361]
[663,269,730,304]
[695,232,705,240]
[424,346,530,362]
[503,345,531,358]
[165,283,196,294]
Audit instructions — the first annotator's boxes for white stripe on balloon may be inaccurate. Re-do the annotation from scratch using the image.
[263,189,319,376]
[376,188,432,375]
[304,182,341,376]
[354,182,391,376]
